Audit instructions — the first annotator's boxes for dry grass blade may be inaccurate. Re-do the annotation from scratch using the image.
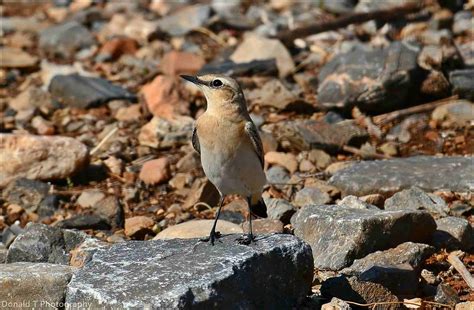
[90,126,118,156]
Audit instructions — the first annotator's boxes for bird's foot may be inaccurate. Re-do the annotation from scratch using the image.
[236,233,255,245]
[200,231,221,246]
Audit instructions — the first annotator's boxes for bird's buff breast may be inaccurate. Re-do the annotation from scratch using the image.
[197,119,265,196]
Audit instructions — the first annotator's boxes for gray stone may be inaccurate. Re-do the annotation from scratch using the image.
[321,275,398,307]
[266,166,290,187]
[2,178,49,213]
[291,205,436,269]
[38,194,60,218]
[0,245,7,263]
[453,11,473,35]
[49,74,136,109]
[359,264,419,297]
[265,198,296,224]
[432,216,474,251]
[456,41,474,67]
[435,284,460,305]
[0,262,75,308]
[93,196,124,229]
[317,42,421,113]
[1,223,24,248]
[337,195,380,210]
[199,59,278,77]
[293,187,331,207]
[342,242,435,275]
[271,119,368,153]
[39,21,96,59]
[76,190,105,208]
[6,223,88,264]
[387,114,427,143]
[66,234,313,309]
[450,69,474,100]
[329,156,474,196]
[384,187,449,217]
[432,100,474,126]
[56,214,111,231]
[157,4,210,36]
[138,116,194,149]
[323,0,356,14]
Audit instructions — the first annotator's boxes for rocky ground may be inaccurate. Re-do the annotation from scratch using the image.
[0,0,473,309]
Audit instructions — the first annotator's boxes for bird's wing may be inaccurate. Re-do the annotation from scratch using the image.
[192,125,200,155]
[244,121,264,168]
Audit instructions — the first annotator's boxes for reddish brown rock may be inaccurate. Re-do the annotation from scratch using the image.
[97,37,138,62]
[141,75,189,119]
[160,50,205,76]
[139,158,171,185]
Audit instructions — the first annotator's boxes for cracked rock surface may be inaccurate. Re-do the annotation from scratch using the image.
[66,234,313,309]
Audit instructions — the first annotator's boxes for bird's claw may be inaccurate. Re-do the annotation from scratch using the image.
[236,234,255,245]
[200,231,221,245]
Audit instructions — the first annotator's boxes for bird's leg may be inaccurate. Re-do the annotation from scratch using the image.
[200,195,224,245]
[237,196,256,245]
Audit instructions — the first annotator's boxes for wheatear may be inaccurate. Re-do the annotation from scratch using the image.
[181,74,267,245]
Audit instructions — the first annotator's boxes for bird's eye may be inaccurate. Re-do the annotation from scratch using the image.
[211,79,223,87]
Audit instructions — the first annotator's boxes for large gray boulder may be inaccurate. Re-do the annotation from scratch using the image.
[0,262,75,307]
[329,156,473,196]
[291,205,436,270]
[66,234,313,309]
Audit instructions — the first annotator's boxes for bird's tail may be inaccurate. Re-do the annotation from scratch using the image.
[250,195,267,218]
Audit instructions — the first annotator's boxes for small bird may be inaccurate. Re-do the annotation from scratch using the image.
[181,74,267,245]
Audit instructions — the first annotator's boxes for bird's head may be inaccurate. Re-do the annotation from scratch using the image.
[180,74,246,112]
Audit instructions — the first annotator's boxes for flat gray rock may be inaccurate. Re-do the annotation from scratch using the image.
[0,262,75,307]
[291,205,436,270]
[342,242,435,276]
[39,21,96,59]
[432,216,474,251]
[49,74,136,109]
[157,4,210,36]
[329,156,474,196]
[66,234,313,309]
[449,69,474,100]
[270,119,368,153]
[384,187,449,217]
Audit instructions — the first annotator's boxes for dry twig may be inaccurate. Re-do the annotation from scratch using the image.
[275,3,422,45]
[344,299,454,309]
[447,252,474,290]
[373,95,459,125]
[342,145,389,159]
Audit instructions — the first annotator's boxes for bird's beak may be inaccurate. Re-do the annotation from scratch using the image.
[180,75,207,86]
